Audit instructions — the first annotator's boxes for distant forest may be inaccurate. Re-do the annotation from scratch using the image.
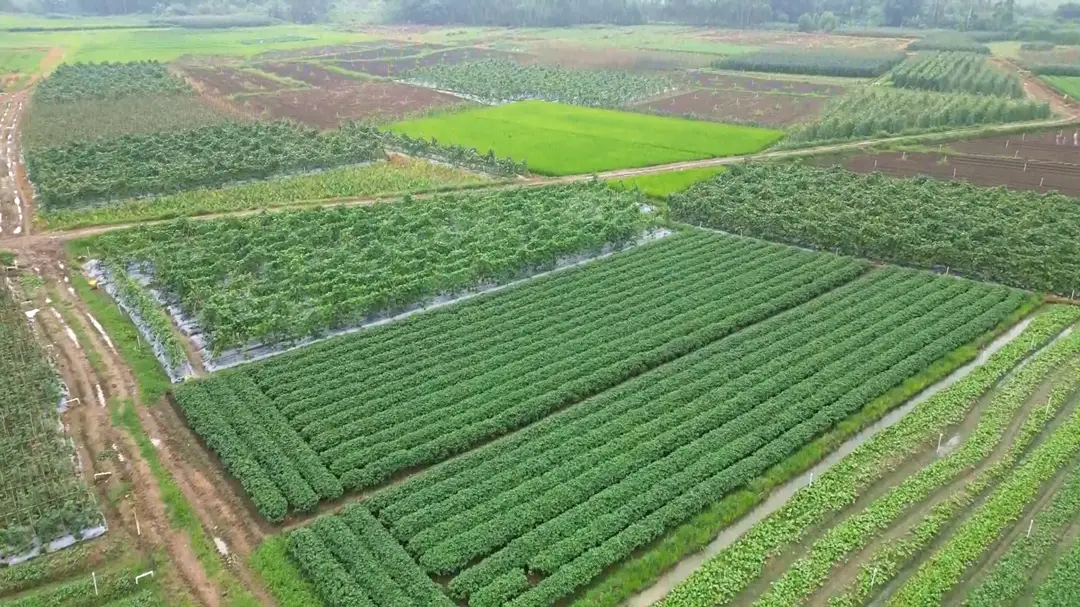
[3,0,1079,36]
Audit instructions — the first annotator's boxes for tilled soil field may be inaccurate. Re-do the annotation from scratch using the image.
[235,82,464,128]
[950,129,1080,164]
[636,89,827,126]
[686,71,846,96]
[182,65,290,95]
[256,61,366,90]
[813,151,1080,197]
[332,43,449,61]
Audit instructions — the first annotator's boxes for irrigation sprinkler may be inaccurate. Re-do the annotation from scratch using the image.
[874,159,878,169]
[901,151,907,160]
[953,168,957,178]
[1024,162,1028,172]
[1040,177,1045,187]
[1022,132,1026,141]
[937,432,944,451]
[1006,140,1009,148]
[93,572,98,596]
[1027,519,1034,538]
[1015,150,1020,158]
[135,508,141,536]
[809,472,814,486]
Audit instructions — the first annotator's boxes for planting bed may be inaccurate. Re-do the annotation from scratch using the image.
[256,61,366,91]
[686,72,847,96]
[238,82,463,128]
[181,65,290,95]
[814,151,1080,197]
[949,128,1080,164]
[637,90,827,126]
[660,305,1080,607]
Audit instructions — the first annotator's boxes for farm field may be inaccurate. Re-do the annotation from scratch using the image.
[1043,75,1080,100]
[389,101,784,175]
[5,18,1080,607]
[81,183,647,358]
[660,304,1080,607]
[671,163,1080,294]
[221,237,1032,606]
[0,48,44,91]
[811,150,1080,197]
[0,285,102,561]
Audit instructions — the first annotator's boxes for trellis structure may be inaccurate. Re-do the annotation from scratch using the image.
[0,286,102,559]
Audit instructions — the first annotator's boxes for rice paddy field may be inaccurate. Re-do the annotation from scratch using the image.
[4,17,1080,607]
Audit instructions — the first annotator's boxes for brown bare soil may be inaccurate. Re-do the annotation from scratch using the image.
[637,89,826,126]
[257,61,366,90]
[235,81,463,128]
[335,48,529,78]
[181,65,289,96]
[813,151,1080,197]
[950,128,1080,164]
[687,72,847,95]
[252,44,373,62]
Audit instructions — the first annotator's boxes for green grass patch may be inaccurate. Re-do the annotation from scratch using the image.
[43,159,495,230]
[68,264,170,404]
[1043,75,1080,99]
[0,47,44,76]
[389,101,783,176]
[608,166,726,198]
[250,536,322,607]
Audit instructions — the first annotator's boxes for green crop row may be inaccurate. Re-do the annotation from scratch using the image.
[713,50,906,78]
[964,442,1080,605]
[104,262,186,374]
[286,504,453,607]
[890,52,1024,98]
[1034,530,1080,605]
[657,305,1080,607]
[757,332,1080,607]
[671,163,1080,295]
[87,182,645,352]
[173,373,342,522]
[887,382,1080,604]
[4,566,150,607]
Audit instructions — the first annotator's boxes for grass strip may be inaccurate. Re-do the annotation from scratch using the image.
[69,261,170,404]
[249,535,322,607]
[572,295,1042,607]
[655,304,1080,607]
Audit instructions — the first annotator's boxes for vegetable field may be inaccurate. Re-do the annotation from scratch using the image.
[33,61,190,103]
[26,121,385,209]
[788,87,1050,144]
[0,286,102,558]
[86,183,646,354]
[889,52,1025,98]
[670,163,1080,294]
[404,59,672,106]
[660,304,1080,607]
[389,101,784,175]
[713,50,905,78]
[228,231,1029,606]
